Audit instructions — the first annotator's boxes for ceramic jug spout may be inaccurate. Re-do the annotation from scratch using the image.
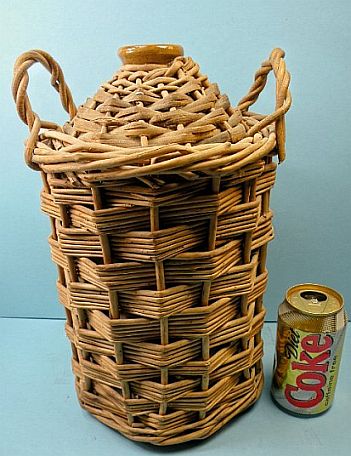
[118,44,184,65]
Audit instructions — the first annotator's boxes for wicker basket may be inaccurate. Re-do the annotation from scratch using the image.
[12,44,291,445]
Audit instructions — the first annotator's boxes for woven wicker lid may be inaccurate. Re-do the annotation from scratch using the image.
[63,44,251,150]
[13,46,291,176]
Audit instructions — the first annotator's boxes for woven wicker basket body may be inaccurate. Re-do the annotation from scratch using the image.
[13,44,291,445]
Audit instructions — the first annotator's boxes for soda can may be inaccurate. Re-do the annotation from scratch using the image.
[271,283,347,416]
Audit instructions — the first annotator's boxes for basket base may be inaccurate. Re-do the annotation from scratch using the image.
[75,368,264,446]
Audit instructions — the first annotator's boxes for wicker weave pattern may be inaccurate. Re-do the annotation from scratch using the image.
[13,46,291,445]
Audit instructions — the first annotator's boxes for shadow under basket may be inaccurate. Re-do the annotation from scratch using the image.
[12,43,291,445]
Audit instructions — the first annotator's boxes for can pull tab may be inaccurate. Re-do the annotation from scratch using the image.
[300,290,328,312]
[300,291,327,303]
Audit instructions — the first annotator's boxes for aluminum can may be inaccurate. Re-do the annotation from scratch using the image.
[271,283,347,415]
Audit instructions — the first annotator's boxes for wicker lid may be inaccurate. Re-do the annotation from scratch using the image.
[64,43,248,150]
[13,47,291,175]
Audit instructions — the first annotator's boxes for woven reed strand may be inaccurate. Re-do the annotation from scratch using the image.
[13,47,291,445]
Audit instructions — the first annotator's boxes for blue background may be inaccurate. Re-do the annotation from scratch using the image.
[1,0,350,319]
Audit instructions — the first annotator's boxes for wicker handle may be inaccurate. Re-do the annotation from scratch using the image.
[237,48,291,162]
[12,49,77,170]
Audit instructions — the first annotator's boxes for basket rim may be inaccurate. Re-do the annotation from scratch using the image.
[32,120,277,182]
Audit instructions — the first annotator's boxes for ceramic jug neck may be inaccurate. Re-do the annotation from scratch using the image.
[118,44,184,65]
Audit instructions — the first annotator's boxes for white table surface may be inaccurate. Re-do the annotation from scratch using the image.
[1,318,349,455]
